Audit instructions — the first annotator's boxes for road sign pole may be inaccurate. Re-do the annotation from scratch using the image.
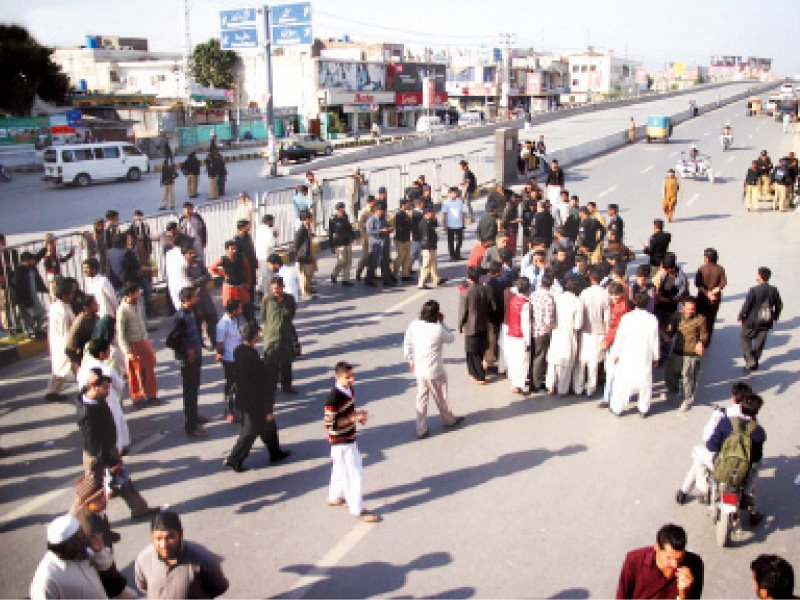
[262,4,277,176]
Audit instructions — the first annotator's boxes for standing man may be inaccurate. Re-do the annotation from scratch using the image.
[663,297,707,412]
[442,186,466,261]
[616,523,703,599]
[628,117,636,144]
[215,299,242,423]
[573,268,610,397]
[135,510,229,598]
[600,282,631,407]
[365,202,394,287]
[328,202,354,286]
[418,208,444,289]
[158,159,177,211]
[224,322,290,471]
[756,150,773,200]
[643,219,671,271]
[234,218,258,313]
[743,160,761,212]
[117,282,158,409]
[262,277,298,394]
[459,159,477,219]
[545,159,565,205]
[355,195,376,281]
[305,171,322,229]
[256,214,278,295]
[750,555,796,600]
[403,300,464,439]
[293,210,315,300]
[324,361,380,523]
[528,272,556,393]
[653,254,688,361]
[210,241,252,321]
[181,151,201,198]
[738,267,782,373]
[545,278,583,396]
[532,200,555,249]
[165,243,192,316]
[694,248,726,344]
[606,203,624,242]
[65,295,99,373]
[178,202,207,262]
[662,169,680,223]
[13,251,47,336]
[608,291,660,417]
[477,200,499,243]
[504,277,532,393]
[410,196,425,272]
[45,280,76,402]
[171,287,208,438]
[458,267,496,385]
[391,198,413,282]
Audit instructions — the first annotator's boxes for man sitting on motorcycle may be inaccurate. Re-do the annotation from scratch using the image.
[722,123,732,137]
[688,144,699,161]
[675,391,766,526]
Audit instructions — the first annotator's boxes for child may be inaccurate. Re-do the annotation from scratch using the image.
[324,361,380,523]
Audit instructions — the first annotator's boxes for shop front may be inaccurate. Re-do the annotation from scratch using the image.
[387,63,448,128]
[320,90,395,136]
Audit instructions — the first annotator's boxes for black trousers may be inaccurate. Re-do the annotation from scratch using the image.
[222,361,236,416]
[197,312,218,345]
[529,332,551,389]
[465,332,487,381]
[696,298,720,344]
[227,412,281,466]
[447,228,464,259]
[181,359,201,432]
[741,327,769,369]
[265,353,293,392]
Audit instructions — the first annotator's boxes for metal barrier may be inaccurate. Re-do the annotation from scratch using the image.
[365,166,404,210]
[406,158,440,198]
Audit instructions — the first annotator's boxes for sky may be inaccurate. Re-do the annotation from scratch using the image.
[3,0,800,75]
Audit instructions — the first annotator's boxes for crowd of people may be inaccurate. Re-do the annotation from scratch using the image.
[2,134,794,598]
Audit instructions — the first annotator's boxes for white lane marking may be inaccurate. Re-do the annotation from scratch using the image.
[728,155,736,162]
[367,289,428,323]
[597,185,617,198]
[0,432,165,527]
[284,521,375,599]
[669,151,679,157]
[640,165,653,174]
[687,193,700,206]
[703,131,711,136]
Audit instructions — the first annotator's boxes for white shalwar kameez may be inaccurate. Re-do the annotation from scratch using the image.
[545,292,583,395]
[505,298,531,390]
[608,309,660,415]
[78,357,131,452]
[47,300,75,394]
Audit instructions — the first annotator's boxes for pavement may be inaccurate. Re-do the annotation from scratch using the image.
[1,91,799,598]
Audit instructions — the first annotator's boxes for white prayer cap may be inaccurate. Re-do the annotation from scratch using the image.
[47,515,80,545]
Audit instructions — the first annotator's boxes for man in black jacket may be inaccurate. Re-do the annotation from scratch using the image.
[75,368,156,519]
[418,208,445,289]
[477,200,499,243]
[643,218,671,270]
[294,210,315,299]
[328,202,354,286]
[224,322,290,472]
[13,251,47,335]
[410,197,425,273]
[531,200,554,249]
[235,218,258,312]
[738,267,783,372]
[392,198,414,282]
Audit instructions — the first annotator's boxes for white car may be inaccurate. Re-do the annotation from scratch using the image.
[458,111,483,126]
[780,83,794,96]
[416,115,447,133]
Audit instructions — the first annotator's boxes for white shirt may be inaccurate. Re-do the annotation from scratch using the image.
[442,198,465,229]
[215,314,242,362]
[255,223,277,260]
[84,274,118,319]
[702,403,742,442]
[165,246,191,310]
[403,319,455,380]
[278,265,300,299]
[30,552,108,600]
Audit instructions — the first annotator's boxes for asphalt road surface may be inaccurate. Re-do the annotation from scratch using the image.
[1,93,798,598]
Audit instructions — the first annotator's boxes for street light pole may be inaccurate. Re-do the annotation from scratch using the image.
[261,4,277,176]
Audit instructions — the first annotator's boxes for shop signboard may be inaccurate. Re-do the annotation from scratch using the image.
[324,90,395,105]
[526,72,542,95]
[318,60,386,92]
[396,91,448,106]
[387,63,446,93]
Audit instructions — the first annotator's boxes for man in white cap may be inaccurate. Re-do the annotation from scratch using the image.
[30,514,108,599]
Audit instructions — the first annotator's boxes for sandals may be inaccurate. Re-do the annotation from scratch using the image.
[359,510,380,523]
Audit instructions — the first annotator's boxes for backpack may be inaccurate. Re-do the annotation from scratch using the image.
[712,418,757,488]
[165,316,186,354]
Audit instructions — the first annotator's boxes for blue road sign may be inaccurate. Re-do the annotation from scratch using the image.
[221,28,259,50]
[272,2,312,26]
[271,24,312,46]
[219,8,258,30]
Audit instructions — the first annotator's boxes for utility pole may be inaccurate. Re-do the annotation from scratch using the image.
[498,32,516,120]
[261,5,277,176]
[181,0,192,123]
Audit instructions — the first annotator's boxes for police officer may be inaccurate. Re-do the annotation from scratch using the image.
[365,203,394,287]
[606,203,624,242]
[744,160,761,212]
[328,202,354,286]
[391,198,413,282]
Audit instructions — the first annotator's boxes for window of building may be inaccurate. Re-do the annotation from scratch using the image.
[572,79,579,86]
[622,65,630,77]
[572,65,579,73]
[580,65,588,72]
[589,65,597,72]
[109,70,119,83]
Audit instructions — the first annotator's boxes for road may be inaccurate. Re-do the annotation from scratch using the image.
[1,92,798,598]
[0,82,759,244]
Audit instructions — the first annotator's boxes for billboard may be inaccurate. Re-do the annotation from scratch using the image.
[526,72,542,95]
[318,61,386,92]
[387,63,446,93]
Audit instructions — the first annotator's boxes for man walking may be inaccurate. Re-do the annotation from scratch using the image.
[328,201,354,286]
[442,187,466,261]
[663,297,707,412]
[694,248,726,344]
[738,267,782,372]
[365,202,394,287]
[743,160,760,212]
[662,169,680,223]
[403,300,464,439]
[262,277,298,394]
[171,287,208,439]
[459,159,477,219]
[215,299,242,423]
[608,291,660,417]
[224,322,290,471]
[355,195,376,281]
[418,208,444,289]
[116,282,158,409]
[45,280,76,402]
[294,210,315,300]
[391,198,413,282]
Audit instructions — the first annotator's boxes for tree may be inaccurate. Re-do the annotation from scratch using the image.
[0,25,69,116]
[191,39,238,90]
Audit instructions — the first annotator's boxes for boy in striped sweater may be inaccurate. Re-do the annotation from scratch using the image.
[324,361,380,523]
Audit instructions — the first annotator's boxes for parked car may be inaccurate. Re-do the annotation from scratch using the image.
[458,111,483,126]
[287,133,333,156]
[416,115,447,134]
[43,142,149,187]
[278,143,316,165]
[780,82,794,96]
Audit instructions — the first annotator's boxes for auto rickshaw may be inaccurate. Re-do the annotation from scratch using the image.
[746,96,762,116]
[645,115,672,143]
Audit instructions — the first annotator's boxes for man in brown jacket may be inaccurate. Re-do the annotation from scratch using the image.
[694,248,726,344]
[458,266,497,384]
[663,297,707,412]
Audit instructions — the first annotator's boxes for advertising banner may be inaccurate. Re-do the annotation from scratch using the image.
[387,63,446,93]
[318,61,386,92]
[526,72,542,95]
[324,90,395,105]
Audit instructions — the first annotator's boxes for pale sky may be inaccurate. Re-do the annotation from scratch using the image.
[3,0,800,74]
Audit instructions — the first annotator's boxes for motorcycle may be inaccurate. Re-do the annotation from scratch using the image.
[720,134,733,151]
[708,478,744,547]
[0,164,11,182]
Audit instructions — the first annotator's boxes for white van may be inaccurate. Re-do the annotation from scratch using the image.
[43,142,150,187]
[458,111,483,126]
[416,115,446,134]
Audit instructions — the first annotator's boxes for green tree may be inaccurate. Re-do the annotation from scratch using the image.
[0,25,69,116]
[191,38,238,89]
